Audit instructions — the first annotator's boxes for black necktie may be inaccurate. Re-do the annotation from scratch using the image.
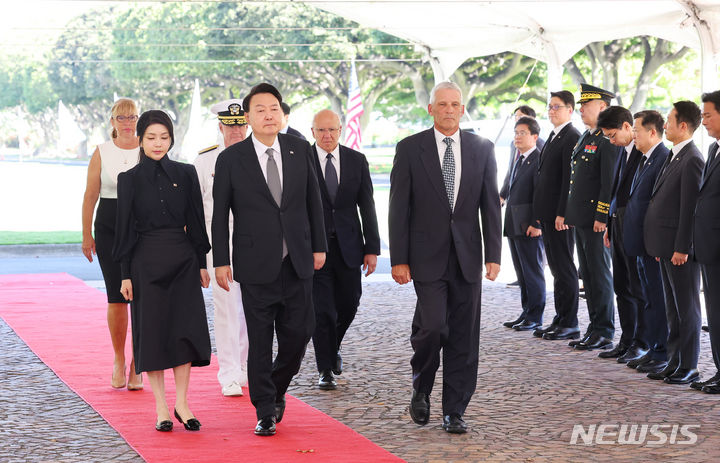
[325,153,338,203]
[546,130,556,146]
[703,143,719,181]
[510,154,524,188]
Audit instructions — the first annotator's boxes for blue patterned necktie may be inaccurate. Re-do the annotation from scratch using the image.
[631,154,647,192]
[442,137,455,209]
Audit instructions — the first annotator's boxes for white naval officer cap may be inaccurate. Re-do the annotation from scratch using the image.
[211,98,246,126]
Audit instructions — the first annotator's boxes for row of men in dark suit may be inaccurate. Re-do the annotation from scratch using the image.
[210,83,380,436]
[500,84,720,394]
[209,80,503,437]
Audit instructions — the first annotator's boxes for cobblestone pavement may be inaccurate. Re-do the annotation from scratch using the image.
[0,320,143,463]
[2,277,720,462]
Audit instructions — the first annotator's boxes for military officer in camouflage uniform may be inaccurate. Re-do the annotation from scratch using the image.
[564,84,622,351]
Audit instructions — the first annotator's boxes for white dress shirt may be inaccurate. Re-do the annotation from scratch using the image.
[624,140,634,161]
[316,144,341,182]
[643,141,663,158]
[252,134,283,188]
[550,120,572,138]
[433,128,461,209]
[669,137,693,161]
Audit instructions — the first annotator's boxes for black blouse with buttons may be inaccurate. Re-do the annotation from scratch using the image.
[112,153,210,278]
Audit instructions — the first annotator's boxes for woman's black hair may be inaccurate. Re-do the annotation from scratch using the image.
[137,110,174,159]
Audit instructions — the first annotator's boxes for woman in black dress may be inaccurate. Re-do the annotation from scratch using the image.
[113,110,212,432]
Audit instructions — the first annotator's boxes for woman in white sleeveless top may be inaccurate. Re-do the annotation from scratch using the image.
[81,98,143,390]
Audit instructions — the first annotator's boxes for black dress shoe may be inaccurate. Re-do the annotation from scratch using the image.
[503,316,524,328]
[574,334,613,351]
[598,343,628,359]
[174,409,201,431]
[637,359,669,374]
[442,414,467,434]
[647,363,678,380]
[617,345,649,364]
[318,369,337,390]
[702,382,720,394]
[690,372,720,391]
[513,320,541,331]
[275,396,286,423]
[155,420,173,432]
[627,351,653,369]
[409,390,430,425]
[542,327,581,341]
[533,322,557,338]
[333,352,343,375]
[664,368,700,384]
[254,416,277,436]
[567,331,591,346]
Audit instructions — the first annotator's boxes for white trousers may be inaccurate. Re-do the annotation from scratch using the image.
[207,247,249,388]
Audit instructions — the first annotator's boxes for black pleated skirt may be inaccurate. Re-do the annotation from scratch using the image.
[130,228,211,373]
[94,198,127,304]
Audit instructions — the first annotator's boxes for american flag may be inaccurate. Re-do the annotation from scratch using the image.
[343,60,364,150]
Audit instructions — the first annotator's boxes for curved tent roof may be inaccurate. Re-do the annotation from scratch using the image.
[312,0,720,91]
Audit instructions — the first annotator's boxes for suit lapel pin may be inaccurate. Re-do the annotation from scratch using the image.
[289,150,294,156]
[173,183,178,187]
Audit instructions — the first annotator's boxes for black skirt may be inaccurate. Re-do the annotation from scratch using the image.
[94,198,128,304]
[130,228,211,373]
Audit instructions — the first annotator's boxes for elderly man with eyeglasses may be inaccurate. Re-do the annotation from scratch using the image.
[309,109,380,391]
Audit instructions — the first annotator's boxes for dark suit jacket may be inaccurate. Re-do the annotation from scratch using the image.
[623,143,670,257]
[503,148,541,238]
[389,127,502,283]
[693,141,720,264]
[607,145,643,238]
[532,123,581,223]
[644,140,704,258]
[565,129,621,227]
[211,134,327,284]
[286,126,307,140]
[312,144,380,267]
[502,136,545,198]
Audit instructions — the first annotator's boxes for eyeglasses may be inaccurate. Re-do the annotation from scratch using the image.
[314,128,341,134]
[115,115,138,122]
[547,104,569,112]
[514,130,530,137]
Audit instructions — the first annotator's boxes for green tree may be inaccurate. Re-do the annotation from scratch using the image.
[564,37,691,112]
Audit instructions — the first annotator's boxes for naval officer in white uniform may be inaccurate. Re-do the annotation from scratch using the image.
[194,99,249,396]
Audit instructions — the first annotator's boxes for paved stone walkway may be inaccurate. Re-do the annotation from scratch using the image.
[2,276,720,462]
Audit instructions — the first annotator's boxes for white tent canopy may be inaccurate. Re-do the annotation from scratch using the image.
[312,0,720,92]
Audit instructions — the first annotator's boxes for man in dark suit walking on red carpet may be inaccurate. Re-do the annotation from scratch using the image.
[212,83,327,436]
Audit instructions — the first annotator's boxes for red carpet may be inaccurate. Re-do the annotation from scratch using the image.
[0,273,403,462]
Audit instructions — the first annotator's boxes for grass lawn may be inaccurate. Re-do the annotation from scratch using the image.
[0,231,82,245]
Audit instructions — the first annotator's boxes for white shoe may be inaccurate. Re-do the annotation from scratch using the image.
[222,381,244,397]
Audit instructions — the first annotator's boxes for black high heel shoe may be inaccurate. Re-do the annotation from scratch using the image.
[174,409,201,431]
[155,420,173,432]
